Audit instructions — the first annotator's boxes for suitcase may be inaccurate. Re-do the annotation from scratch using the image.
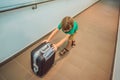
[31,42,55,77]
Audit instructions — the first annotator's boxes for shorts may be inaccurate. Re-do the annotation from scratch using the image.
[69,32,77,40]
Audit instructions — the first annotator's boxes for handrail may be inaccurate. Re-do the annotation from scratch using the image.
[0,0,54,13]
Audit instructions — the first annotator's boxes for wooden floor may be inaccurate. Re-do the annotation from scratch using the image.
[0,0,119,80]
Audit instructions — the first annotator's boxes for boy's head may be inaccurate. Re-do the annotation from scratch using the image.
[61,16,74,32]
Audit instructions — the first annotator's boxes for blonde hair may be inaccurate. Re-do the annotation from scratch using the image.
[61,16,73,31]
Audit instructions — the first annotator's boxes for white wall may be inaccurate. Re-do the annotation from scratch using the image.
[0,0,99,63]
[112,16,120,80]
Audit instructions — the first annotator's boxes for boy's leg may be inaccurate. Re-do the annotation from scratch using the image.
[71,32,77,47]
[64,32,77,50]
[59,32,77,55]
[65,39,72,50]
[59,37,72,55]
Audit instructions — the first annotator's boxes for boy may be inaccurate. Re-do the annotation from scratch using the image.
[44,16,78,55]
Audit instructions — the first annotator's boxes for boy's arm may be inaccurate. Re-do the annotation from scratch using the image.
[47,28,59,41]
[55,34,70,48]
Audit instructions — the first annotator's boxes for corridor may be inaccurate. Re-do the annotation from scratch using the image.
[0,0,119,80]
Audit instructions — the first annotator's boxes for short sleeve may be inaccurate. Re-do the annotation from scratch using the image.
[57,23,62,30]
[74,21,78,32]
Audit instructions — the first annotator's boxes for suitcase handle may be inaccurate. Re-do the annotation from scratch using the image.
[33,63,39,73]
[33,51,40,74]
[40,43,51,53]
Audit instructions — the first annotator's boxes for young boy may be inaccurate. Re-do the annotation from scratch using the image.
[44,16,78,55]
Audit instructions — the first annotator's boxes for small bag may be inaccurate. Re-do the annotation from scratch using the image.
[31,42,55,77]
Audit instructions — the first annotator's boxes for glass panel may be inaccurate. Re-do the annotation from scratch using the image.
[0,0,51,11]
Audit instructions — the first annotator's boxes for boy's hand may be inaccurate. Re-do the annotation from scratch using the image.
[52,44,57,51]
